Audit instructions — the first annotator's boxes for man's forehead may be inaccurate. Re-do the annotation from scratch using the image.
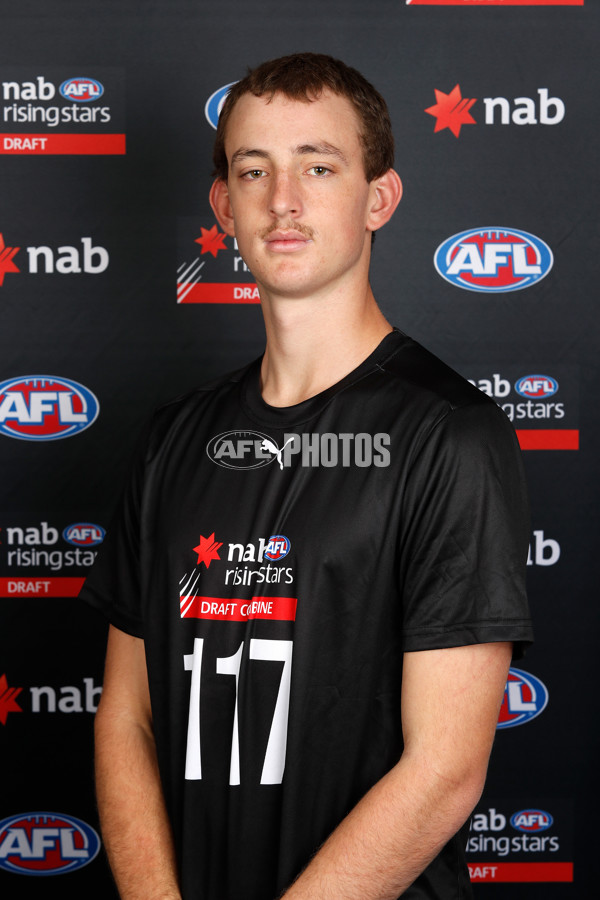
[224,90,362,156]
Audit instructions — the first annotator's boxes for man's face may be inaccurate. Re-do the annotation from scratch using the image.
[211,90,381,302]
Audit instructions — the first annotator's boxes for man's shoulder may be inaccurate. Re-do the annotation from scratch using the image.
[163,362,250,407]
[144,361,255,456]
[375,332,522,470]
[379,331,493,413]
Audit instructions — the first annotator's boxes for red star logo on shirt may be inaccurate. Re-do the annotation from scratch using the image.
[195,225,227,258]
[193,533,223,568]
[0,234,20,286]
[425,85,477,137]
[0,673,23,725]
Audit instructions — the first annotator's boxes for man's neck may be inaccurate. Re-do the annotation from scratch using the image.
[258,285,392,408]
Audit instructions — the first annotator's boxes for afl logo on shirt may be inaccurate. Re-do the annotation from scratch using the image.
[207,431,290,470]
[264,535,291,561]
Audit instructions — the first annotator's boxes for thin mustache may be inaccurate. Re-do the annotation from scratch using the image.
[260,222,315,241]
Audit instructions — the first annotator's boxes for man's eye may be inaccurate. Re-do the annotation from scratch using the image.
[243,169,266,180]
[308,166,330,176]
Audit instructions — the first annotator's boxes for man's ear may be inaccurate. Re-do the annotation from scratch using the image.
[209,179,236,236]
[366,168,403,234]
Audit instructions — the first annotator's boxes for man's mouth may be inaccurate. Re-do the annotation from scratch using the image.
[261,225,314,252]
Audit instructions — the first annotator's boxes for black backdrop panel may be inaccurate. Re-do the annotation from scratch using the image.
[0,2,597,896]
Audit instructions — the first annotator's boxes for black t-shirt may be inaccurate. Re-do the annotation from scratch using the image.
[84,330,533,899]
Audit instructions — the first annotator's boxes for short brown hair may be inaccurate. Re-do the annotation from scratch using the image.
[212,52,394,183]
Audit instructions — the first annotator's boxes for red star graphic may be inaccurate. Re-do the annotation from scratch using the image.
[425,85,477,138]
[193,532,223,568]
[195,225,227,258]
[0,673,23,725]
[0,233,20,286]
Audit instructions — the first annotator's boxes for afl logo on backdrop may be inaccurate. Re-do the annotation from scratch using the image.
[434,227,553,293]
[0,812,100,875]
[62,523,106,547]
[205,82,237,129]
[59,77,104,102]
[515,375,559,399]
[510,809,554,833]
[497,667,549,729]
[0,376,99,441]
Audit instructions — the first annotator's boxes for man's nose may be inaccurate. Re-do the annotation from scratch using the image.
[268,172,303,218]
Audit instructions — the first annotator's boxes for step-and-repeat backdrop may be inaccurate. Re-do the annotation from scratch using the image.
[0,1,597,897]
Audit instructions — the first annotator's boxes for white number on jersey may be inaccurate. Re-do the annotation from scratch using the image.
[183,637,293,785]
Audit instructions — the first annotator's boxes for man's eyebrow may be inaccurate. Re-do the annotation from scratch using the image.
[294,142,348,164]
[230,148,270,167]
[229,142,349,167]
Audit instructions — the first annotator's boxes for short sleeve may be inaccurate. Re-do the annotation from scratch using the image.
[80,431,148,638]
[398,400,533,657]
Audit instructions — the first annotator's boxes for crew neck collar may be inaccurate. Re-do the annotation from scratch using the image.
[240,329,406,429]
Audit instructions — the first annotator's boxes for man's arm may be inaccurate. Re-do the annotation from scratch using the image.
[95,625,182,900]
[281,641,511,900]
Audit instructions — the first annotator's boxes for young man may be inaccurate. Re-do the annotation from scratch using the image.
[88,54,533,899]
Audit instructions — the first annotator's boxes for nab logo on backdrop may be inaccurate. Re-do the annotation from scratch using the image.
[497,667,548,729]
[0,232,109,286]
[435,228,553,292]
[0,812,100,875]
[425,85,565,137]
[177,216,259,304]
[0,376,99,441]
[0,670,102,720]
[0,68,125,155]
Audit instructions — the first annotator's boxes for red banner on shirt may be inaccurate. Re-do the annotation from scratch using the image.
[181,595,298,622]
